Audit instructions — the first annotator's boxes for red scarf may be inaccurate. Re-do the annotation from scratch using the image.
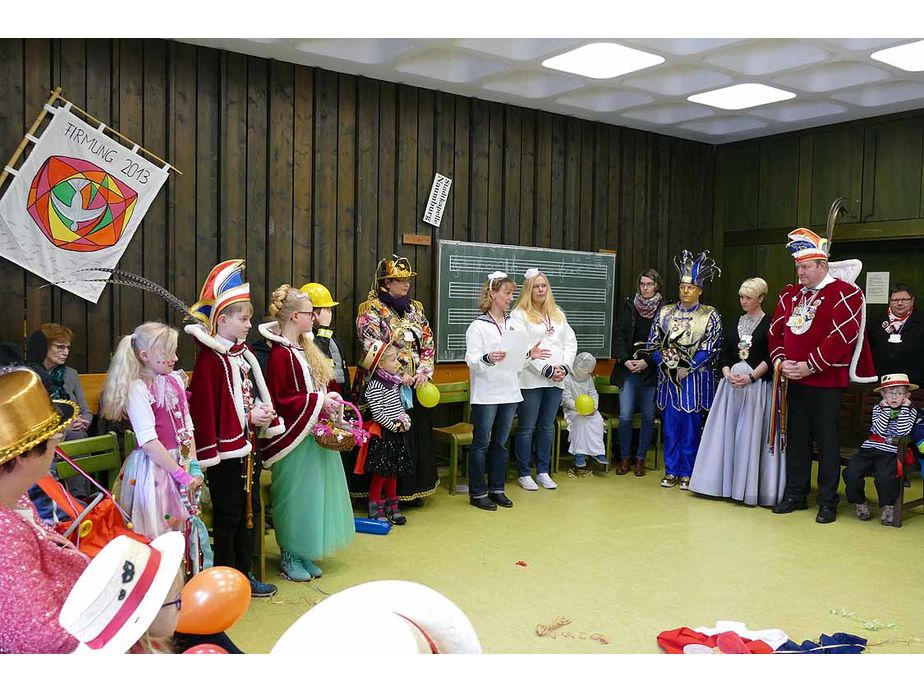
[884,306,912,334]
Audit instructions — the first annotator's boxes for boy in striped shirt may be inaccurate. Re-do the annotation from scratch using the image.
[843,373,918,526]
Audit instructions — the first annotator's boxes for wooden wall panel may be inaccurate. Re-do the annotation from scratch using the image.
[0,38,716,374]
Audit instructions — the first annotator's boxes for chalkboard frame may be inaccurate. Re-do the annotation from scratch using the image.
[435,239,617,363]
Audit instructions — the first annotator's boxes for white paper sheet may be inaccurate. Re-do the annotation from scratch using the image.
[494,329,530,373]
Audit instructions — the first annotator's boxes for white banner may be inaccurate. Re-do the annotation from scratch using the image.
[422,172,452,227]
[0,104,170,303]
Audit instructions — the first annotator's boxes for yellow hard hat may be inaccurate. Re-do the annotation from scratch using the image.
[299,282,339,308]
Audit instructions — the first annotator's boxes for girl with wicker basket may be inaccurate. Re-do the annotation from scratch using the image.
[356,340,412,525]
[258,285,355,582]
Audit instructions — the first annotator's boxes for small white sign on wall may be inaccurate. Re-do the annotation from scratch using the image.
[866,271,890,304]
[423,173,452,227]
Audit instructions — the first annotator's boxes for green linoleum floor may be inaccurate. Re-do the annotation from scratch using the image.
[228,470,924,653]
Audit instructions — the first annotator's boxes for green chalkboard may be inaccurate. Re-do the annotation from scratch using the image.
[436,240,617,363]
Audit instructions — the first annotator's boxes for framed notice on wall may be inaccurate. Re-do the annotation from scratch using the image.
[866,271,890,304]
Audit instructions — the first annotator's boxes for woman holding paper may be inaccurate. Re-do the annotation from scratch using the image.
[510,269,578,491]
[464,272,527,511]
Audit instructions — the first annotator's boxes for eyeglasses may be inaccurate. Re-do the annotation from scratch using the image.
[890,297,912,303]
[51,344,70,351]
[161,598,182,611]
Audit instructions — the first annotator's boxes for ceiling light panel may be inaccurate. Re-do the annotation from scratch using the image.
[871,40,924,72]
[542,42,664,79]
[689,83,796,110]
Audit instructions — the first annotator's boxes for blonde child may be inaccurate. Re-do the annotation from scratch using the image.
[358,340,412,524]
[101,322,203,539]
[258,285,355,581]
[561,352,608,476]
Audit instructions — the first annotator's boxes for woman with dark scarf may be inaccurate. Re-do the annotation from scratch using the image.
[610,270,663,477]
[350,255,438,506]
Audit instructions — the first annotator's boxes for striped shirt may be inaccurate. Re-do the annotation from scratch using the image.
[861,403,916,453]
[364,377,410,433]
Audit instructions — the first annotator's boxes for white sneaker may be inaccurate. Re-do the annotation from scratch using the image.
[518,475,539,491]
[536,473,558,490]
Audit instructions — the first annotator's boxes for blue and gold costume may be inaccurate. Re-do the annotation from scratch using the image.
[643,251,722,481]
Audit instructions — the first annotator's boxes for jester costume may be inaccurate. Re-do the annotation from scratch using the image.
[644,251,722,482]
[349,255,439,500]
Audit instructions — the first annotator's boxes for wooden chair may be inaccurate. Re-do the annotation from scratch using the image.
[55,431,123,491]
[431,381,472,495]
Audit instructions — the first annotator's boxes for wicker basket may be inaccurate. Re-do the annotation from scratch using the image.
[312,401,369,452]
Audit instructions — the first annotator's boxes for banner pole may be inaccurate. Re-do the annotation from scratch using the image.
[0,87,62,193]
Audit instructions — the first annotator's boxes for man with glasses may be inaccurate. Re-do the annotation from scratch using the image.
[867,284,924,386]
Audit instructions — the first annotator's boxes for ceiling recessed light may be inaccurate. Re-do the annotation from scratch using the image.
[688,83,796,110]
[541,42,664,80]
[871,40,924,72]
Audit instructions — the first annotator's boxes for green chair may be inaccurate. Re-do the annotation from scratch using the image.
[55,432,123,491]
[431,381,472,495]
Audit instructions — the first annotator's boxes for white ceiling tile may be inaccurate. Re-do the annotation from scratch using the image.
[555,88,654,112]
[679,116,769,136]
[831,80,924,107]
[814,38,908,51]
[624,38,745,55]
[393,49,508,84]
[178,38,924,145]
[621,103,715,125]
[748,100,849,122]
[703,39,831,76]
[294,39,417,65]
[624,66,733,96]
[480,70,586,99]
[454,38,580,61]
[773,61,894,93]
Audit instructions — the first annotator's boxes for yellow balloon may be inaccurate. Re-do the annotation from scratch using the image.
[575,394,594,415]
[417,382,441,408]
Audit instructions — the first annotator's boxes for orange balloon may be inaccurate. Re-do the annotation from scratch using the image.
[175,567,251,635]
[183,644,229,654]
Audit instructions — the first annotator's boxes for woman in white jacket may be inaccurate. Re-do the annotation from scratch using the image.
[510,268,578,490]
[464,272,523,511]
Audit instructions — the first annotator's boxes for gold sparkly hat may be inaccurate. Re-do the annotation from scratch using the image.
[376,255,417,282]
[0,368,78,466]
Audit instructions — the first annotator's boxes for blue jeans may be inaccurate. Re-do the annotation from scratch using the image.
[468,403,518,498]
[618,373,657,460]
[514,387,563,477]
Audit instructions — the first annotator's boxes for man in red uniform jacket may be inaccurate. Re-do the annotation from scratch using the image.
[768,228,875,523]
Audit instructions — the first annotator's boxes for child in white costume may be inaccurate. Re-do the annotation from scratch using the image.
[561,352,608,476]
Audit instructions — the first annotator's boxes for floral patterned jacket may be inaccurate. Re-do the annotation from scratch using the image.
[351,295,434,404]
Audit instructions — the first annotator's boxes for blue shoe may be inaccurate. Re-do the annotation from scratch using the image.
[300,556,323,578]
[280,550,312,582]
[248,572,279,598]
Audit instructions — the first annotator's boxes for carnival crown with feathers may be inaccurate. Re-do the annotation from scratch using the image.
[674,249,721,288]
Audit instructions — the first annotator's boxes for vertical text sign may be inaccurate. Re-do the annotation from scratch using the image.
[423,173,452,227]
